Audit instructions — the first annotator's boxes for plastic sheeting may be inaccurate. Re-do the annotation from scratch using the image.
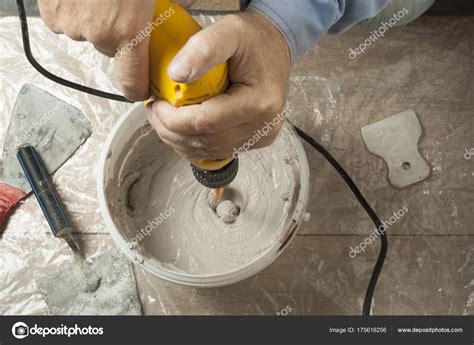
[1,10,473,315]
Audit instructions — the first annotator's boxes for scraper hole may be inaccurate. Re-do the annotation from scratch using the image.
[174,84,183,98]
[402,162,411,170]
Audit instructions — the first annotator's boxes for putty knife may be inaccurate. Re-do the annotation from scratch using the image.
[17,145,141,315]
[0,84,92,229]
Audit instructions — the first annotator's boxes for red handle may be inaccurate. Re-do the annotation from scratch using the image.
[0,182,26,230]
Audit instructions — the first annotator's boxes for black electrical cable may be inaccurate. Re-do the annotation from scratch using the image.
[16,0,387,316]
[15,0,132,103]
[294,127,388,316]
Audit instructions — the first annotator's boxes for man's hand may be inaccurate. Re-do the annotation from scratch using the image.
[147,10,291,160]
[37,0,195,101]
[38,0,291,159]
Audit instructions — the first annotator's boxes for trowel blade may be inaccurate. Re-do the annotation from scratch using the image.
[37,251,142,315]
[1,84,92,192]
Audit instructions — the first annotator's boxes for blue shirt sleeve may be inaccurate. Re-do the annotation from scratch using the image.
[248,0,390,59]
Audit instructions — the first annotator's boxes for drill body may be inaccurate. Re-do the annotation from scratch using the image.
[148,0,238,188]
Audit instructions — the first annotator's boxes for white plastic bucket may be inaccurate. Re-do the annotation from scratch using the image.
[97,104,309,287]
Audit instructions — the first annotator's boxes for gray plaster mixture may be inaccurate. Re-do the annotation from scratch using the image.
[108,124,301,275]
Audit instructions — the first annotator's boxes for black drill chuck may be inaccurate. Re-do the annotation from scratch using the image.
[191,158,239,189]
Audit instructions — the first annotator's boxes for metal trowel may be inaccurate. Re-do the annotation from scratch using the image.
[17,145,141,315]
[0,83,92,229]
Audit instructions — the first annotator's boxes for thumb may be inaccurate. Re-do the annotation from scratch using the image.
[167,17,240,83]
[114,37,151,102]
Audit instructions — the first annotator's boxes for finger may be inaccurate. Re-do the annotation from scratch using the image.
[173,147,224,161]
[148,111,206,151]
[114,36,151,102]
[62,15,87,42]
[37,0,63,34]
[148,107,279,159]
[148,110,254,150]
[149,85,257,135]
[148,105,231,159]
[167,15,241,83]
[93,44,115,56]
[206,127,279,157]
[147,106,213,159]
[163,137,220,160]
[148,109,207,154]
[173,133,277,161]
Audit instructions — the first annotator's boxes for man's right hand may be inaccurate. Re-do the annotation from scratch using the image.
[37,0,158,102]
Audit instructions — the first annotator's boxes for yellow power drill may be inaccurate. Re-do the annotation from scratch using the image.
[148,0,238,189]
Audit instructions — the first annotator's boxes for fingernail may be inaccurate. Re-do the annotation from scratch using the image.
[168,56,192,82]
[145,99,154,109]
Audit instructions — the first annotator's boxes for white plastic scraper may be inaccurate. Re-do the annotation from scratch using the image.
[361,109,430,188]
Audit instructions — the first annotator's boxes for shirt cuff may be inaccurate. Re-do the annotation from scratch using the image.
[248,0,390,60]
[248,0,341,60]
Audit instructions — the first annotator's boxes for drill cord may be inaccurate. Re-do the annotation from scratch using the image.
[294,126,388,316]
[16,0,387,316]
[16,0,132,103]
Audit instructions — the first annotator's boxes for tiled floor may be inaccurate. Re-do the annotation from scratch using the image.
[0,3,472,315]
